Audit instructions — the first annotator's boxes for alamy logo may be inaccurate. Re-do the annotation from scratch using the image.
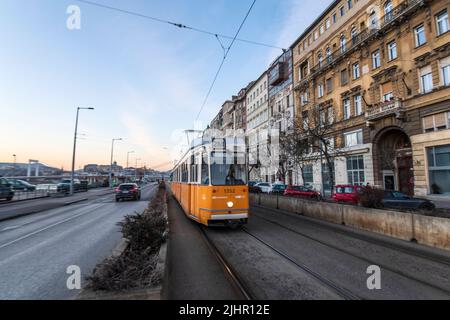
[366,265,381,290]
[66,5,81,30]
[66,265,81,290]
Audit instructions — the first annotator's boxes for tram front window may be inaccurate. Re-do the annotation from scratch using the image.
[210,153,247,186]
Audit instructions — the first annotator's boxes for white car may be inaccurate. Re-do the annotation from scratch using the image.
[255,182,272,193]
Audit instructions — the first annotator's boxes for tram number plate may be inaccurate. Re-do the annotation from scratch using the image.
[224,188,235,194]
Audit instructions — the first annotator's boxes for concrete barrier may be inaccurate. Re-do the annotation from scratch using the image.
[413,214,450,250]
[259,193,278,209]
[342,205,414,242]
[302,200,344,225]
[251,194,450,251]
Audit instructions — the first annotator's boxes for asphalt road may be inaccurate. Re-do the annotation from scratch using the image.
[0,188,115,221]
[0,183,157,300]
[205,205,450,300]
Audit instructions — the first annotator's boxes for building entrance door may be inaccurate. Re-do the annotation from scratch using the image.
[383,172,395,190]
[397,156,414,196]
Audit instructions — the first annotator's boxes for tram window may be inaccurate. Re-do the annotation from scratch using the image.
[201,153,209,185]
[210,152,247,186]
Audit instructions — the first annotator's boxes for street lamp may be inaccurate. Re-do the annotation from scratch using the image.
[71,107,94,195]
[109,138,122,188]
[126,151,135,169]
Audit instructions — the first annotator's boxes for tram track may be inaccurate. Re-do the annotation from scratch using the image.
[252,204,450,267]
[199,226,255,300]
[240,226,362,300]
[250,206,450,296]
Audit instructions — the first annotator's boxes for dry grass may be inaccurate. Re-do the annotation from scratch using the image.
[86,183,168,292]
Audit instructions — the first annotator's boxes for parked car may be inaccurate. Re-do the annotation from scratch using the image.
[284,185,321,200]
[255,182,272,193]
[382,191,435,211]
[332,185,366,205]
[115,183,141,202]
[0,178,14,201]
[79,180,89,192]
[248,181,261,193]
[271,184,287,195]
[7,179,36,192]
[56,179,81,194]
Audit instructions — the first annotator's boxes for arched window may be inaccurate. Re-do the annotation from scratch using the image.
[384,1,393,22]
[351,27,358,44]
[326,47,332,63]
[318,52,323,67]
[340,35,347,53]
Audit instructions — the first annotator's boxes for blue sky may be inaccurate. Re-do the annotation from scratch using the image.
[0,0,329,170]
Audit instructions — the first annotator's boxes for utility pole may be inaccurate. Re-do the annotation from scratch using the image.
[135,158,141,182]
[109,138,122,188]
[71,107,94,195]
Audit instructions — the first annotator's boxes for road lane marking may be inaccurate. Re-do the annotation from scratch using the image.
[0,204,104,250]
[1,225,21,232]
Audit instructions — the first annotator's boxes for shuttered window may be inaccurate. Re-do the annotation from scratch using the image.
[423,112,450,132]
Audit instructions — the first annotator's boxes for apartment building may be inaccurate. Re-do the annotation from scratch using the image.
[291,0,450,196]
[246,72,270,181]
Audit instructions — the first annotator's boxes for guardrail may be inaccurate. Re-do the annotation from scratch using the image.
[11,190,49,202]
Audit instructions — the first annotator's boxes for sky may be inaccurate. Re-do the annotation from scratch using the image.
[0,0,330,171]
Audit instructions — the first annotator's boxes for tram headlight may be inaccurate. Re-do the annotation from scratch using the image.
[227,201,234,208]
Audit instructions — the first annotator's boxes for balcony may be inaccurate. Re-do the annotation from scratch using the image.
[309,0,425,78]
[365,99,405,121]
[269,62,287,86]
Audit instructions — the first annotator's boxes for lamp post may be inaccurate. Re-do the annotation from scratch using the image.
[71,107,94,195]
[126,151,135,169]
[109,138,122,188]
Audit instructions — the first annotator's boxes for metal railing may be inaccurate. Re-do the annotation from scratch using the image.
[366,99,404,120]
[309,0,425,77]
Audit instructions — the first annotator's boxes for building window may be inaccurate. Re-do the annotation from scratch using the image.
[347,155,365,185]
[332,12,337,23]
[318,52,323,67]
[427,145,450,194]
[326,18,331,30]
[442,63,450,86]
[423,112,450,132]
[340,35,347,53]
[326,47,332,63]
[344,129,363,147]
[318,83,324,98]
[327,106,334,124]
[320,24,324,35]
[370,11,378,29]
[387,41,397,61]
[341,69,348,85]
[384,0,393,22]
[326,78,333,93]
[419,66,433,93]
[352,62,360,79]
[351,27,358,44]
[372,50,381,69]
[303,165,313,186]
[436,10,449,36]
[348,0,353,10]
[340,6,345,17]
[354,94,362,115]
[343,98,351,119]
[414,24,426,47]
[302,111,309,130]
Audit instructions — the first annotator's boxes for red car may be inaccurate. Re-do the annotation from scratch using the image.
[284,186,321,200]
[332,185,366,205]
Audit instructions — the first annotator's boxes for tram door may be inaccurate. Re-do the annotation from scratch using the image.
[190,154,201,219]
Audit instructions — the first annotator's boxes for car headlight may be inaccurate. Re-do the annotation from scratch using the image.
[227,201,234,208]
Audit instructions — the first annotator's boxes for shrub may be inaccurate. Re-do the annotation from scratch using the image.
[359,186,385,209]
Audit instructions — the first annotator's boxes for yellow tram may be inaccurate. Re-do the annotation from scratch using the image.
[170,136,249,227]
